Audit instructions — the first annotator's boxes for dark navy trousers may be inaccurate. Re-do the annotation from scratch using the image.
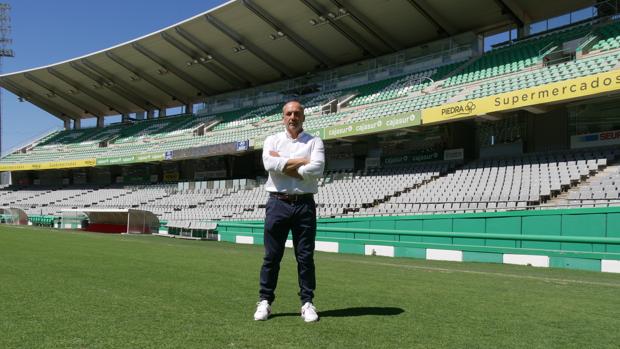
[259,195,316,305]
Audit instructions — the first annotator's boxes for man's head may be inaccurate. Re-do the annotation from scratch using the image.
[282,100,305,137]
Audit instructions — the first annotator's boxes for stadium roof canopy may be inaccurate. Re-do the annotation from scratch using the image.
[0,0,595,123]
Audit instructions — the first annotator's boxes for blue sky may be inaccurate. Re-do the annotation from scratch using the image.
[1,0,227,155]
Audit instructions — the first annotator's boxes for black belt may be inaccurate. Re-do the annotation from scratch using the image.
[269,192,313,202]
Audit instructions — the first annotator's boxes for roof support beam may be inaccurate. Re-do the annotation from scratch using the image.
[24,73,103,117]
[329,0,402,52]
[0,78,75,121]
[404,0,454,36]
[161,31,249,88]
[298,0,382,56]
[204,13,296,77]
[493,0,526,28]
[241,0,335,68]
[131,42,217,97]
[75,60,157,111]
[105,51,191,105]
[47,68,130,115]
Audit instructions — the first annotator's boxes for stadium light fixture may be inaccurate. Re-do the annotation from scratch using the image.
[232,45,246,54]
[269,31,286,41]
[309,12,349,28]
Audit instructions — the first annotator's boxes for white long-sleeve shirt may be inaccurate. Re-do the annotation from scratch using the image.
[262,130,325,194]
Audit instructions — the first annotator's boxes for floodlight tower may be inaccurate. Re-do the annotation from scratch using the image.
[0,3,14,158]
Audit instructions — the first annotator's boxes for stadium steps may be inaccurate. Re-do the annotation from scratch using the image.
[370,162,464,213]
[336,93,358,109]
[546,159,620,208]
[587,18,620,53]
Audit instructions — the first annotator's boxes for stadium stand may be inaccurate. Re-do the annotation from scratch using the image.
[4,8,620,231]
[4,16,620,166]
[4,146,617,224]
[7,17,620,167]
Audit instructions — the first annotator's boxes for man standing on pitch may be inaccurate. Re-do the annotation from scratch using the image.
[253,100,325,322]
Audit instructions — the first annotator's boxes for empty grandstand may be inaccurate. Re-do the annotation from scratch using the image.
[1,1,620,272]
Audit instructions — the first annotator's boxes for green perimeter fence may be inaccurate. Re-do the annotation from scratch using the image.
[217,207,620,272]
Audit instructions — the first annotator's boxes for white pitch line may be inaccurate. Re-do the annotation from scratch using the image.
[340,259,620,288]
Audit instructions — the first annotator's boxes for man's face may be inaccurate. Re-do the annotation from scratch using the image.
[282,102,305,134]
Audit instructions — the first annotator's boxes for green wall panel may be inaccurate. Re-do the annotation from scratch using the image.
[453,218,486,246]
[606,213,620,253]
[339,242,364,255]
[549,257,601,271]
[606,213,620,238]
[369,233,397,241]
[217,207,620,264]
[220,233,236,243]
[395,246,426,259]
[394,219,423,231]
[400,234,423,243]
[485,216,519,248]
[522,215,561,250]
[422,219,452,244]
[370,220,395,231]
[462,251,503,264]
[562,214,606,237]
[561,242,593,252]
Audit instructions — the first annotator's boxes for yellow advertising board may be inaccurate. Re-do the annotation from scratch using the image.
[0,158,97,172]
[422,69,620,124]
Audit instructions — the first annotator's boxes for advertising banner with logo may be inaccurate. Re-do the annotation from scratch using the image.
[305,128,325,139]
[251,112,419,149]
[381,152,440,166]
[96,152,164,166]
[571,129,620,149]
[235,140,249,151]
[0,159,97,172]
[422,69,620,124]
[172,142,238,160]
[324,111,421,140]
[252,129,324,150]
[443,148,465,161]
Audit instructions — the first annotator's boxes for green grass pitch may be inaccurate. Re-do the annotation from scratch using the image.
[1,225,620,349]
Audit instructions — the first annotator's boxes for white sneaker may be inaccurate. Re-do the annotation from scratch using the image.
[301,302,319,322]
[253,300,271,321]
